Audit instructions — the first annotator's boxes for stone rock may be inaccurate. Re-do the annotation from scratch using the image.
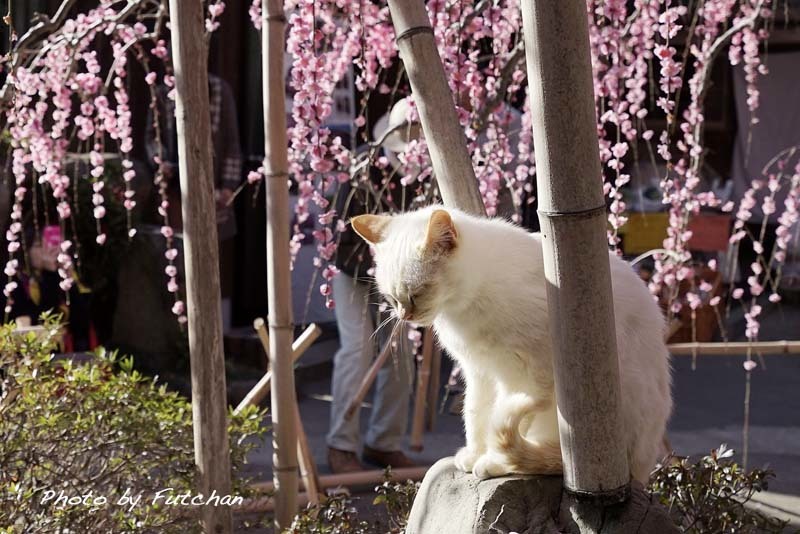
[406,458,678,534]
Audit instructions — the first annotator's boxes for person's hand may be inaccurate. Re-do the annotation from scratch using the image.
[163,163,177,182]
[216,188,234,209]
[30,243,59,272]
[215,188,235,225]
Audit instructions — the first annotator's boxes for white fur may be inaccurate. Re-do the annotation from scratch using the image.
[368,206,672,483]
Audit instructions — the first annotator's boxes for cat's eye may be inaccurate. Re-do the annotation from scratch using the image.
[408,295,416,308]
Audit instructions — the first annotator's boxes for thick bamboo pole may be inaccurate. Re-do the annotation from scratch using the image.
[167,2,233,532]
[262,0,299,528]
[426,339,442,431]
[386,0,485,216]
[409,328,434,451]
[519,0,631,501]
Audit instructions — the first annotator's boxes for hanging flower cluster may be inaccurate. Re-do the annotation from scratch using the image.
[0,0,186,321]
[259,0,777,319]
[1,0,789,338]
[727,147,800,342]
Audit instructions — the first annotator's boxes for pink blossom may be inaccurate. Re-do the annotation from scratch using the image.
[172,301,185,315]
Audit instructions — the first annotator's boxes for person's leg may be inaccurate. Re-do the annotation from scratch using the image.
[326,273,374,453]
[364,310,413,453]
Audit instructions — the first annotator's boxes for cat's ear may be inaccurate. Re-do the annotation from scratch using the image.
[425,209,458,253]
[351,214,392,245]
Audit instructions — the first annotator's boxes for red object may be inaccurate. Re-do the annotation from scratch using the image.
[43,225,62,249]
[687,214,731,252]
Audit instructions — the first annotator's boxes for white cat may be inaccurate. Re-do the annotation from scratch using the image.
[351,206,672,483]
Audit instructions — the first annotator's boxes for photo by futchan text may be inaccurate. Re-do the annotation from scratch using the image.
[39,488,244,514]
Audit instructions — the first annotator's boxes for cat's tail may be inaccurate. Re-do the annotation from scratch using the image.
[490,394,563,475]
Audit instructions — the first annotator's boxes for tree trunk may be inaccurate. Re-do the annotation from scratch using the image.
[519,0,631,503]
[262,0,299,529]
[386,0,485,216]
[167,1,233,532]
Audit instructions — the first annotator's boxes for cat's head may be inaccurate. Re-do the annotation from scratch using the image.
[351,207,459,326]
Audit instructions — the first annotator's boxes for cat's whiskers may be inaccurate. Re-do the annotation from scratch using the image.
[371,312,398,342]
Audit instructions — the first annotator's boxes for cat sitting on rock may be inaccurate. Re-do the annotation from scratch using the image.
[352,206,672,482]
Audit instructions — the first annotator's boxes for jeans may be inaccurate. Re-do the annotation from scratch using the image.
[326,273,412,452]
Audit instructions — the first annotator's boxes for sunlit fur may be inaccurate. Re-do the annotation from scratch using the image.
[357,205,673,483]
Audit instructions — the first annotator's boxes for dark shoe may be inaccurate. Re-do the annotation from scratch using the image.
[328,447,364,474]
[362,445,417,469]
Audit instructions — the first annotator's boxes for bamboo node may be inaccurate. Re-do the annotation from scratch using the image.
[264,14,287,24]
[394,25,434,44]
[267,323,295,330]
[565,481,631,505]
[538,204,607,220]
[273,465,300,472]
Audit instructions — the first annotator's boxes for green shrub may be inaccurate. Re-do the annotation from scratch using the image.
[372,471,419,533]
[283,470,419,534]
[0,315,267,533]
[286,450,790,534]
[284,492,373,534]
[648,444,789,533]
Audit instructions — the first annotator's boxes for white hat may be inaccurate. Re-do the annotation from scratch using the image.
[372,97,424,170]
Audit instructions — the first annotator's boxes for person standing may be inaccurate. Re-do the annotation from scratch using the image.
[326,117,417,472]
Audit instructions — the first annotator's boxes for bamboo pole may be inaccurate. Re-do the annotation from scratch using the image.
[167,2,232,531]
[519,0,631,501]
[668,340,800,356]
[294,402,322,504]
[233,322,322,415]
[235,492,311,514]
[250,465,430,495]
[262,0,298,528]
[246,318,323,505]
[386,0,485,216]
[344,339,393,420]
[254,317,271,360]
[409,328,434,451]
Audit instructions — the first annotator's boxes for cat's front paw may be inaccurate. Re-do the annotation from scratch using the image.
[472,453,514,480]
[454,447,482,472]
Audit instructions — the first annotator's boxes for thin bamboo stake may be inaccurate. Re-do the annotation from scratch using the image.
[250,466,430,495]
[426,339,442,431]
[294,402,322,505]
[409,329,434,451]
[668,340,800,356]
[262,0,298,527]
[344,340,393,420]
[665,319,683,342]
[167,1,232,531]
[254,317,271,361]
[234,323,322,415]
[235,492,311,514]
[520,0,630,501]
[386,0,485,216]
